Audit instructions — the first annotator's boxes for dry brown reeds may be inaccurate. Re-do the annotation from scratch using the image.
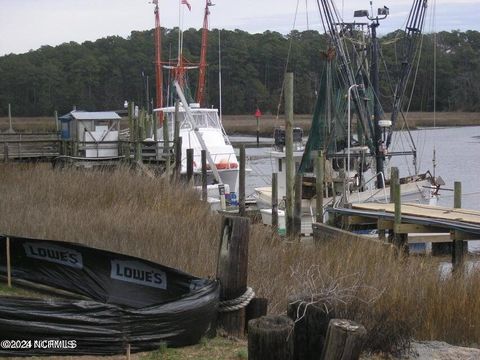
[0,164,479,353]
[3,112,480,136]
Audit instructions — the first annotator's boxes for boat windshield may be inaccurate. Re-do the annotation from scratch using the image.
[161,110,221,130]
[188,111,221,129]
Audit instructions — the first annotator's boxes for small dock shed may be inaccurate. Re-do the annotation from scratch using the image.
[59,110,121,158]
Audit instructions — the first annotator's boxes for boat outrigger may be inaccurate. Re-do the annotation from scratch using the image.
[256,0,441,234]
[151,0,239,196]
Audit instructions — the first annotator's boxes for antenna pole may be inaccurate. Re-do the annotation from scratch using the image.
[371,20,385,188]
[218,30,223,122]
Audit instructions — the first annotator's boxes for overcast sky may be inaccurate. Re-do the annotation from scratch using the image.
[0,0,478,56]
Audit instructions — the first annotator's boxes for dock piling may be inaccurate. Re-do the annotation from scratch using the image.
[175,137,182,179]
[54,110,59,133]
[393,174,408,253]
[217,216,250,337]
[284,73,294,237]
[294,173,302,238]
[3,143,8,163]
[239,145,246,216]
[201,150,207,201]
[186,148,194,183]
[272,173,278,232]
[454,181,462,209]
[452,181,465,271]
[315,151,325,224]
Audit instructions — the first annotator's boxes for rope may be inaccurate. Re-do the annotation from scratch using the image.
[218,287,255,313]
[275,0,301,123]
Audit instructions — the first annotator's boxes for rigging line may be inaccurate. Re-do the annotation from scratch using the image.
[380,44,417,156]
[305,0,310,30]
[407,27,427,170]
[432,0,437,130]
[319,0,373,140]
[275,0,301,122]
[397,121,414,175]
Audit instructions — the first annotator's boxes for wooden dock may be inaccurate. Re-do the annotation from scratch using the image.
[352,203,480,226]
[332,203,480,238]
[329,201,480,269]
[0,132,175,167]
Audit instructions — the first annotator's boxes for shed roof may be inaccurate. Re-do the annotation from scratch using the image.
[59,110,121,122]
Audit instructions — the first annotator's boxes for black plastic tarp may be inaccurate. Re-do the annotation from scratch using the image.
[0,235,219,356]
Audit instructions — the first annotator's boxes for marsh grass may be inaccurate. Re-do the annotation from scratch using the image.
[0,164,479,352]
[2,112,480,136]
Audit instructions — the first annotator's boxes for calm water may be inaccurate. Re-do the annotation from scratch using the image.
[233,126,480,252]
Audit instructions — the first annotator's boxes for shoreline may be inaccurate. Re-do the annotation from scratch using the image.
[221,112,480,136]
[1,112,480,135]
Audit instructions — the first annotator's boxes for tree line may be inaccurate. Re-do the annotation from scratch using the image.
[0,28,479,117]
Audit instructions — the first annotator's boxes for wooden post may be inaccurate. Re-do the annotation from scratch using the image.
[256,115,260,147]
[6,237,11,288]
[153,111,158,142]
[389,167,399,203]
[272,173,278,232]
[239,145,246,216]
[385,167,399,243]
[248,315,294,360]
[394,178,401,237]
[175,136,182,178]
[217,216,250,337]
[128,102,134,161]
[320,319,367,360]
[452,181,465,270]
[315,151,324,224]
[137,109,144,162]
[186,148,194,183]
[454,181,462,209]
[245,298,268,333]
[54,110,59,133]
[284,72,294,237]
[174,101,180,145]
[173,101,181,176]
[219,184,227,210]
[3,143,8,163]
[128,101,134,135]
[162,111,169,155]
[165,154,171,179]
[393,178,408,253]
[294,173,302,237]
[8,103,13,132]
[287,297,334,360]
[201,150,208,201]
[126,343,131,360]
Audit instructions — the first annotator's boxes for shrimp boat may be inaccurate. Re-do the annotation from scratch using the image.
[151,0,239,198]
[154,100,239,195]
[256,0,441,235]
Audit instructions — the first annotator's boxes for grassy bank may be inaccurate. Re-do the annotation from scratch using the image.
[0,165,479,354]
[2,112,480,136]
[221,112,480,136]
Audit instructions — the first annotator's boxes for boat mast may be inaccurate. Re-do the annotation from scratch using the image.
[353,5,389,188]
[153,0,163,124]
[370,18,385,188]
[196,0,213,106]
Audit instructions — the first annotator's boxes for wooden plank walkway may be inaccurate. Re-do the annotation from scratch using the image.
[352,203,480,225]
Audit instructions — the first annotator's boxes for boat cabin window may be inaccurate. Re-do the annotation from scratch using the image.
[164,111,220,129]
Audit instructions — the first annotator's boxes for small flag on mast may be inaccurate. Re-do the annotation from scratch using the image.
[181,0,191,11]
